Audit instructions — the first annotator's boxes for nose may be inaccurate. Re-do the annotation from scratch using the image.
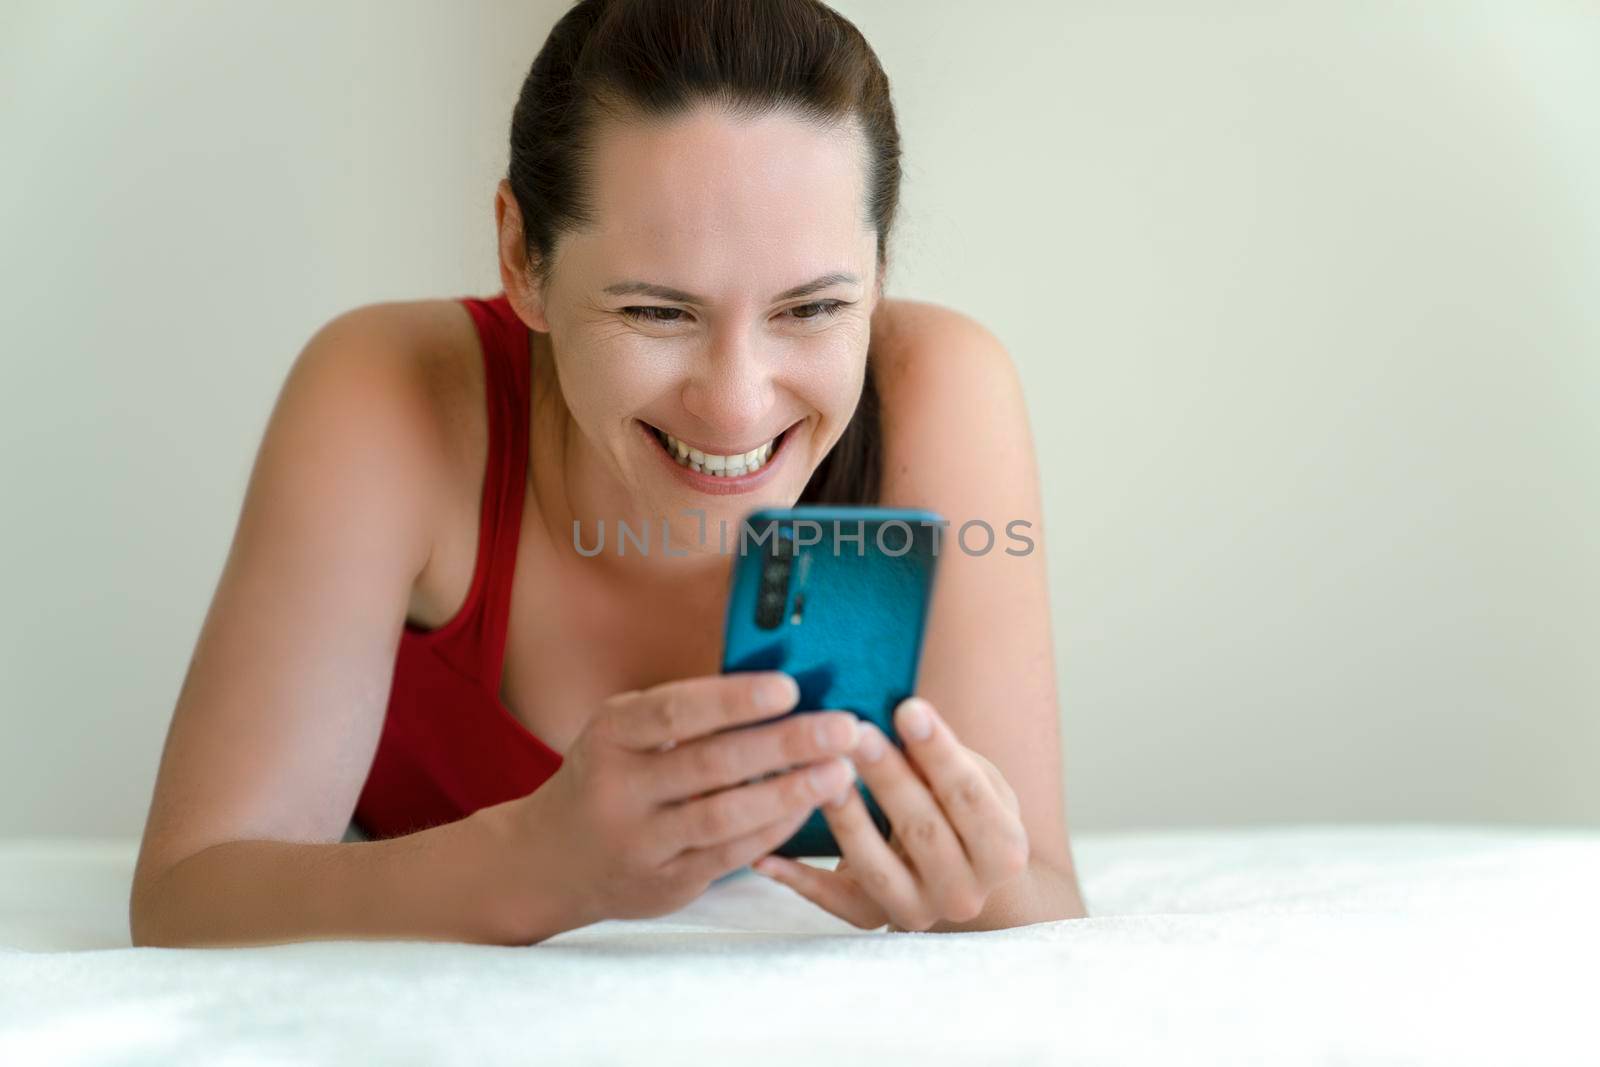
[679,327,776,442]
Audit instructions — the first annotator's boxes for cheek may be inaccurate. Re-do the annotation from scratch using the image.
[789,342,868,425]
[556,342,675,426]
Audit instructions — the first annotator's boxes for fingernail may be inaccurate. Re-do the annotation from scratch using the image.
[898,698,933,742]
[808,757,853,797]
[855,723,886,763]
[814,713,860,752]
[755,674,799,713]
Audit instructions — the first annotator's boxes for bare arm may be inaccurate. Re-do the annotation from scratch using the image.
[131,799,573,947]
[878,301,1087,926]
[129,304,569,947]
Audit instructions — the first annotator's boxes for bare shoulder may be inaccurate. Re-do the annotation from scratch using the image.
[869,298,1032,505]
[289,299,487,476]
[297,298,479,422]
[871,297,1018,387]
[280,299,490,591]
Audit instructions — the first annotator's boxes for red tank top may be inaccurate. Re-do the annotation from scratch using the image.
[352,293,564,840]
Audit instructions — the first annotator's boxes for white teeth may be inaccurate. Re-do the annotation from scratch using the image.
[655,427,778,477]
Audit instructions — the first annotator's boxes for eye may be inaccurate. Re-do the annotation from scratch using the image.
[618,300,851,326]
[620,306,689,324]
[788,300,849,321]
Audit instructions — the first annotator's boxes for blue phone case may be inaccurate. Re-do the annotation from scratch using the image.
[720,506,943,858]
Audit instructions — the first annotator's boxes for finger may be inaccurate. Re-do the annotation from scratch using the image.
[814,777,929,928]
[648,709,862,804]
[660,755,855,851]
[664,804,815,888]
[846,719,984,923]
[968,749,1022,815]
[601,672,799,752]
[894,697,1030,885]
[752,856,890,930]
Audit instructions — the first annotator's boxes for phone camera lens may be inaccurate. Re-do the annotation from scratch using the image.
[755,536,795,630]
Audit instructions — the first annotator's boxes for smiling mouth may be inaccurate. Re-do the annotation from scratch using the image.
[644,422,790,477]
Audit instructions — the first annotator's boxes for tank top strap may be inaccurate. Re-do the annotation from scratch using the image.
[458,293,532,691]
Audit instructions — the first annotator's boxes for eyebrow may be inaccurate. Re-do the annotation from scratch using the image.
[601,272,860,305]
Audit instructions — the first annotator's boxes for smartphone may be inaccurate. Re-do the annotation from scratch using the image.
[720,505,943,858]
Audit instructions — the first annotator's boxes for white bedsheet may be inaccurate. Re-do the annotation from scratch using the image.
[2,825,1596,1065]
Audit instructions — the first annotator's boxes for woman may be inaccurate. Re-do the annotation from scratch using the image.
[130,0,1087,947]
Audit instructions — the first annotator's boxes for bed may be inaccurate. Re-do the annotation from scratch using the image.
[2,824,1595,1065]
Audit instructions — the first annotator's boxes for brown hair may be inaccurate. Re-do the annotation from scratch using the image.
[506,0,901,505]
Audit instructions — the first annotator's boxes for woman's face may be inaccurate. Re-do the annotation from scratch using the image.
[508,103,881,549]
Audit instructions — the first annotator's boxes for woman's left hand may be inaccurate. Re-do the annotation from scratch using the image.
[751,696,1031,932]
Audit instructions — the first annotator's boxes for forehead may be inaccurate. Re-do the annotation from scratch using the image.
[568,105,874,294]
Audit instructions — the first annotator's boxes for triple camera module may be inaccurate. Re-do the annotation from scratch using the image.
[754,529,797,630]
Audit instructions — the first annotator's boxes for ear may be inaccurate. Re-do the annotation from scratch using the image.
[495,179,551,333]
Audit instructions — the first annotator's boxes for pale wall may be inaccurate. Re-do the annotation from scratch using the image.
[1,0,1595,837]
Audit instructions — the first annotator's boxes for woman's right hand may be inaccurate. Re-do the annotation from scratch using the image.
[511,671,863,926]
